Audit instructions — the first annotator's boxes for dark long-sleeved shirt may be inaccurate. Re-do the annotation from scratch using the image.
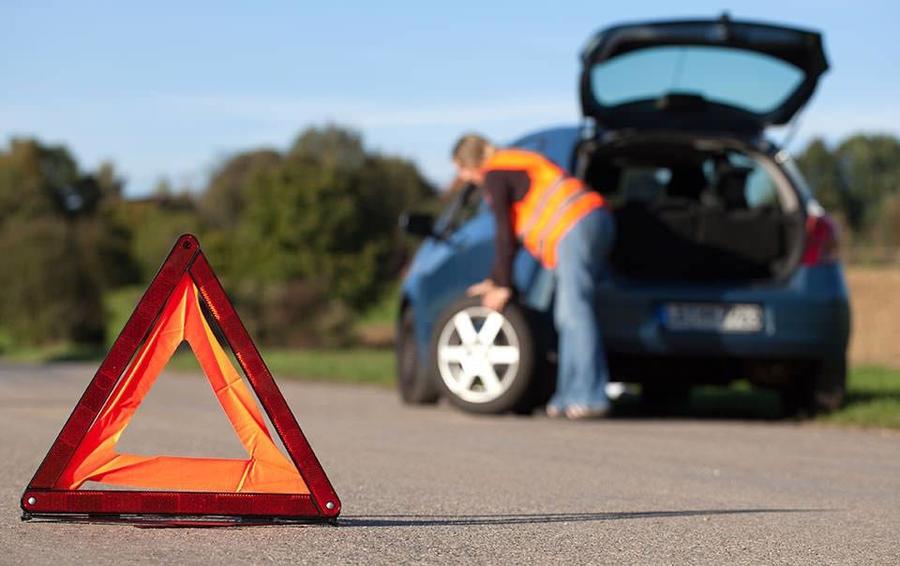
[483,169,531,288]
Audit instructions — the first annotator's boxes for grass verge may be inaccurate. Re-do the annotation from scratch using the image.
[2,338,896,429]
[819,366,900,429]
[168,347,395,387]
[614,366,900,429]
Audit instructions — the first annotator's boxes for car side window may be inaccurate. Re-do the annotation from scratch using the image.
[744,164,779,208]
[721,152,779,209]
[434,183,483,237]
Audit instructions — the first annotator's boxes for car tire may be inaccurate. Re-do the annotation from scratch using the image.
[431,296,538,414]
[396,306,440,405]
[782,356,847,416]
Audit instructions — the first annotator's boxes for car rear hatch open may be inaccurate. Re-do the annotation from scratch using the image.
[579,15,828,134]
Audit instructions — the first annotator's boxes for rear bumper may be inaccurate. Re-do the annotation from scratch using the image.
[598,264,850,361]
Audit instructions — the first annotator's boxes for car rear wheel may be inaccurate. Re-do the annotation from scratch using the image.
[782,356,846,416]
[396,306,440,405]
[640,383,692,414]
[432,296,538,414]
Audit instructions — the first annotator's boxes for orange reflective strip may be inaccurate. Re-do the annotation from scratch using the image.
[56,274,309,494]
[523,179,584,252]
[541,192,605,268]
[519,175,567,236]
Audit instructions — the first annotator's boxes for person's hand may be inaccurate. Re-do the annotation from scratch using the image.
[467,279,512,312]
[482,286,512,311]
[467,279,495,297]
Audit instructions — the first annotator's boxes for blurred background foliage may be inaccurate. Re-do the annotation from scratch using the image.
[795,133,900,250]
[1,125,898,351]
[0,124,436,350]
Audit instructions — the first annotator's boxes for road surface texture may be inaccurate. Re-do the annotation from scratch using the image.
[1,362,898,565]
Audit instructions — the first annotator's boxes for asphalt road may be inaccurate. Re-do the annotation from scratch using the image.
[1,362,898,565]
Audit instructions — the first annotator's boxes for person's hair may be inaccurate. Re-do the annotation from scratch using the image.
[452,133,492,168]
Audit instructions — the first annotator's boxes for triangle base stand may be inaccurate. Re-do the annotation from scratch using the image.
[21,489,335,526]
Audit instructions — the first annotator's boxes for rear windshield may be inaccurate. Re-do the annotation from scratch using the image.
[590,45,805,114]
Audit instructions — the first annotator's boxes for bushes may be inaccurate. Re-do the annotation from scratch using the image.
[0,126,435,350]
[107,125,437,348]
[201,125,435,346]
[227,279,357,347]
[0,139,134,347]
[0,217,103,345]
[117,194,201,281]
[796,134,900,238]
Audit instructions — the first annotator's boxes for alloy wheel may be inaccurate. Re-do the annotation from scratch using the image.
[436,306,521,404]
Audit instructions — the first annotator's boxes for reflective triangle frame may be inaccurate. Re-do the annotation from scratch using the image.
[21,234,340,524]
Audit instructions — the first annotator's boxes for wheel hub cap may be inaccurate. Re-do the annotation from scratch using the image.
[436,307,521,404]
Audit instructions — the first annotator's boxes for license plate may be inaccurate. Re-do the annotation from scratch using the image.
[661,302,764,333]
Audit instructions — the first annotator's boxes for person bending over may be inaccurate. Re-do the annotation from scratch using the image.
[452,133,616,419]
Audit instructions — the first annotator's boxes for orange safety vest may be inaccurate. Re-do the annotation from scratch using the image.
[481,149,605,268]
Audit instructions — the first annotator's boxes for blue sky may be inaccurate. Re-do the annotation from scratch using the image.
[2,1,898,195]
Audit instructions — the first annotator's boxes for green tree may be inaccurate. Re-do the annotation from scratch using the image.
[0,217,104,345]
[289,124,365,172]
[0,138,134,347]
[115,185,201,282]
[796,139,846,214]
[795,135,900,238]
[200,149,281,230]
[204,124,435,346]
[869,193,900,248]
[834,134,900,230]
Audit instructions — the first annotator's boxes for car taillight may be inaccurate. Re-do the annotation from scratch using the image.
[802,213,840,265]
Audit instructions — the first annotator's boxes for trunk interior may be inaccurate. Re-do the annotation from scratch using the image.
[578,135,805,282]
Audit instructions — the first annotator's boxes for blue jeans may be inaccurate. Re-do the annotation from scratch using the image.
[547,207,615,410]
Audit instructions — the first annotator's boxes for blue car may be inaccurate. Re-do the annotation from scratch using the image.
[397,15,850,416]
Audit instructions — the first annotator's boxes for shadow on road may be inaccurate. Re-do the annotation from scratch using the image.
[610,387,786,420]
[338,508,825,528]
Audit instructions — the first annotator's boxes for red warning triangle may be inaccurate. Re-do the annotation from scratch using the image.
[21,234,340,524]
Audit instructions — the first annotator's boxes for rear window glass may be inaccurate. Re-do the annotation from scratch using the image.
[590,45,804,114]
